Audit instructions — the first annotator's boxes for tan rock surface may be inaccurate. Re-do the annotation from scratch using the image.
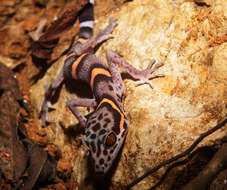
[30,0,227,189]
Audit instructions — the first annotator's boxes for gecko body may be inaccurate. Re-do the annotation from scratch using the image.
[41,0,163,174]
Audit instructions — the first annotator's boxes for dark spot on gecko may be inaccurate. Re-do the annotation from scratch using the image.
[99,158,104,165]
[96,140,101,157]
[90,134,96,139]
[104,118,111,123]
[103,149,108,155]
[99,129,106,136]
[110,144,118,154]
[105,164,108,167]
[90,142,96,153]
[91,120,96,124]
[121,130,126,138]
[108,85,114,91]
[123,122,127,129]
[86,122,91,128]
[107,156,111,161]
[104,113,108,117]
[86,131,91,136]
[116,93,121,100]
[103,123,108,128]
[92,123,101,132]
[98,113,103,120]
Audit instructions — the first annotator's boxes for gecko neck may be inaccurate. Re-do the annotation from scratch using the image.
[93,80,123,109]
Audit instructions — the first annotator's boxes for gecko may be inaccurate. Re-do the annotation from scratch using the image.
[40,0,164,174]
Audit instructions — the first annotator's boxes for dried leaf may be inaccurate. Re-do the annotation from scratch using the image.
[20,140,57,190]
[31,0,88,60]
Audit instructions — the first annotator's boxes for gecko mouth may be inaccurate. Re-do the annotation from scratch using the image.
[94,161,111,174]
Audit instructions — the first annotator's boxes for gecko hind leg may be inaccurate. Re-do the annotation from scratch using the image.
[66,98,97,128]
[72,17,118,56]
[40,69,65,127]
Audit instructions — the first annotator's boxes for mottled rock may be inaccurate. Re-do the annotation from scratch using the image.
[30,0,227,189]
[0,63,27,183]
[0,63,57,189]
[0,0,21,25]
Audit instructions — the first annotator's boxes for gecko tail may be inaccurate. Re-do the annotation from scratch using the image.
[78,0,94,39]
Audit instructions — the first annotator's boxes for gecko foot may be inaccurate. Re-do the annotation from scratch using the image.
[39,100,54,127]
[134,60,164,88]
[93,17,118,46]
[102,17,118,35]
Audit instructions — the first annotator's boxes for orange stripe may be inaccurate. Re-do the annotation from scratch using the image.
[90,68,111,90]
[97,98,124,133]
[66,52,75,59]
[66,38,87,60]
[71,53,87,80]
[77,38,88,44]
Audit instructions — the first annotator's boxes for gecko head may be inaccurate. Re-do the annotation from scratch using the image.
[83,101,129,174]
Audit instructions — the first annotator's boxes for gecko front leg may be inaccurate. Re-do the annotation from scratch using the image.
[66,98,97,127]
[106,50,164,88]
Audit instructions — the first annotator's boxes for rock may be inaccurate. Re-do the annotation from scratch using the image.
[0,63,57,189]
[0,0,21,26]
[0,62,27,183]
[30,0,227,189]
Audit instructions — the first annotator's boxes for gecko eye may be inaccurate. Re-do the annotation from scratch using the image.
[105,132,116,147]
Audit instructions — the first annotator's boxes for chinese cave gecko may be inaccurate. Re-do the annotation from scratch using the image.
[40,0,164,174]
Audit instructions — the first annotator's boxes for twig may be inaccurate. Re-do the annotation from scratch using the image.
[149,154,192,190]
[124,118,227,190]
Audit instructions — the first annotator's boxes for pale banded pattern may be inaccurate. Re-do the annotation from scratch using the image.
[79,20,94,28]
[89,0,94,4]
[78,1,94,39]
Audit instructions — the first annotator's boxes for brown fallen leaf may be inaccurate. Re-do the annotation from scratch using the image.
[31,0,88,60]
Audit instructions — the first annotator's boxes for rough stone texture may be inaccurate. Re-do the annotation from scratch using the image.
[0,63,27,183]
[29,0,227,189]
